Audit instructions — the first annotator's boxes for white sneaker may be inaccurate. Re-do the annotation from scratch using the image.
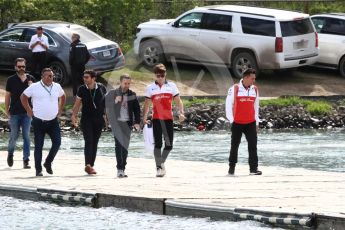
[156,168,163,177]
[117,169,123,177]
[161,163,166,177]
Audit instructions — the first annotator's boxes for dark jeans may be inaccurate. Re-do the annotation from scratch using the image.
[71,65,85,96]
[31,51,46,78]
[81,116,104,167]
[113,121,131,170]
[152,119,173,168]
[229,121,258,171]
[32,117,61,172]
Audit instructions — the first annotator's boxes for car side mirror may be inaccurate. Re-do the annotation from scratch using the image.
[172,21,179,28]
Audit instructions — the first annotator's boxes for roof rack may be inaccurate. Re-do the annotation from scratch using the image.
[208,8,275,18]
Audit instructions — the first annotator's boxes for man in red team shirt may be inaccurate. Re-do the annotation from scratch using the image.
[226,68,262,176]
[143,64,185,177]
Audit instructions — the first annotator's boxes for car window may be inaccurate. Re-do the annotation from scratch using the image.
[177,12,203,29]
[317,18,345,36]
[59,27,103,43]
[0,28,25,42]
[311,17,326,33]
[22,29,36,42]
[21,28,55,45]
[280,18,314,37]
[241,17,275,37]
[203,13,232,32]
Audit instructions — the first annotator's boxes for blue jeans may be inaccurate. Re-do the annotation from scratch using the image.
[32,117,61,172]
[8,114,32,161]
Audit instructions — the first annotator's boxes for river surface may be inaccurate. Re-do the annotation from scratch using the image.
[1,129,344,172]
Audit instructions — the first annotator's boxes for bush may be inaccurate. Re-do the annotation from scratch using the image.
[306,101,332,116]
[260,97,333,116]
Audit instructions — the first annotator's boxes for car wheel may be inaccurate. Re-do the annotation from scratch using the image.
[339,56,345,78]
[231,52,258,79]
[49,61,69,86]
[140,40,165,67]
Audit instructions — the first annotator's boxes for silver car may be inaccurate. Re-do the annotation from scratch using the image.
[0,21,125,85]
[311,14,345,77]
[134,5,319,78]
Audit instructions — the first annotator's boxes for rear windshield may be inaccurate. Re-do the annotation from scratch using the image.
[280,18,314,37]
[59,27,102,43]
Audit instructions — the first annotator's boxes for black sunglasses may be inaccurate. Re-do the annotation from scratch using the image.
[155,73,165,78]
[17,65,26,69]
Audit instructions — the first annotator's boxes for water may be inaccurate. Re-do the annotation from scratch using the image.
[1,129,345,172]
[0,196,280,230]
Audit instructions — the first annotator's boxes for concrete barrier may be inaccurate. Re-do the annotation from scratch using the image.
[0,185,38,201]
[37,188,96,207]
[1,185,345,229]
[96,193,165,214]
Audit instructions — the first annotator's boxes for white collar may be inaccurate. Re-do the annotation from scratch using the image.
[86,82,98,90]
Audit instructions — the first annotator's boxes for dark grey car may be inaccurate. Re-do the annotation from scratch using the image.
[0,20,125,85]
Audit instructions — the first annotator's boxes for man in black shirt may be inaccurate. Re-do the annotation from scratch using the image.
[5,58,35,169]
[69,33,90,96]
[71,69,106,175]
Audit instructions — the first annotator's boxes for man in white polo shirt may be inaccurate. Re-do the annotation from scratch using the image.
[21,68,65,176]
[29,26,49,78]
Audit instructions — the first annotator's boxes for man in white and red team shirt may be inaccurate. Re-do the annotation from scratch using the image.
[143,63,185,177]
[226,68,262,176]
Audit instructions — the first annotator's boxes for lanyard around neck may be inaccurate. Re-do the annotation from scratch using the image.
[40,81,53,96]
[89,86,97,109]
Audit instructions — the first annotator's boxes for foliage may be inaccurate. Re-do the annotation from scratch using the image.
[260,96,304,107]
[1,0,344,53]
[182,97,224,108]
[305,101,332,116]
[260,97,333,116]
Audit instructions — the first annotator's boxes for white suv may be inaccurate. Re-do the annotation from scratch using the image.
[311,14,345,77]
[134,5,319,78]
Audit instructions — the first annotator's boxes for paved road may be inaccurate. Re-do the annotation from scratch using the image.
[1,66,345,104]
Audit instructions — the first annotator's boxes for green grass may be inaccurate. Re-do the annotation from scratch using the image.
[306,101,333,116]
[260,96,332,116]
[0,103,5,113]
[182,98,224,108]
[64,104,73,110]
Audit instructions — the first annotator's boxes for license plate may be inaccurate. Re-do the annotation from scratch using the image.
[103,50,111,57]
[293,39,308,49]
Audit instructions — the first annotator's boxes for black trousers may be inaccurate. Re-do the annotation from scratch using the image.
[31,51,46,78]
[152,119,173,168]
[71,65,85,96]
[81,116,104,167]
[229,121,258,171]
[32,117,61,172]
[114,121,131,170]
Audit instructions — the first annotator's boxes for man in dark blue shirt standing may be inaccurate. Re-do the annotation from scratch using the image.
[69,33,90,96]
[5,58,35,169]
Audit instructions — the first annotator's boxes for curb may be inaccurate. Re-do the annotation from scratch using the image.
[1,185,345,230]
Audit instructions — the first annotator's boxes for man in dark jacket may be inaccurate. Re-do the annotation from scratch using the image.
[105,74,141,178]
[69,33,90,96]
